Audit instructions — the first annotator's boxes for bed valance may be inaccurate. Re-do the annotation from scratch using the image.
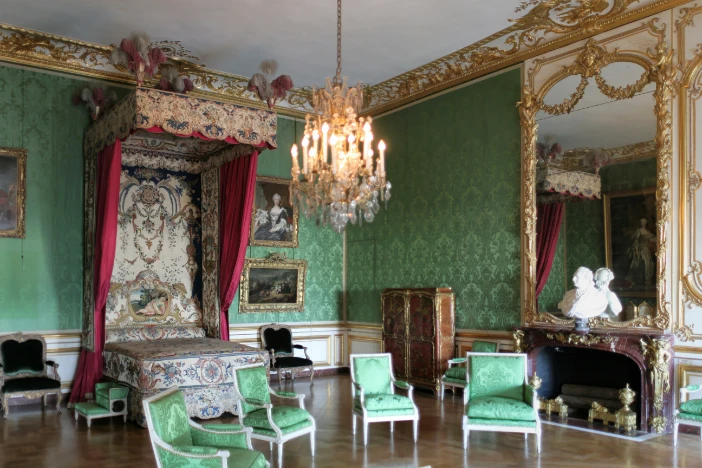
[536,166,601,199]
[84,87,277,161]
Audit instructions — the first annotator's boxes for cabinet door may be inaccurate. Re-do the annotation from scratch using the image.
[407,293,436,383]
[382,293,407,378]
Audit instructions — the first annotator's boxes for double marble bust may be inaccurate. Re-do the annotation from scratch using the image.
[558,266,623,319]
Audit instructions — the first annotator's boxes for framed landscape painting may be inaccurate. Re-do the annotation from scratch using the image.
[0,147,27,238]
[239,254,307,313]
[250,176,299,248]
[604,187,656,297]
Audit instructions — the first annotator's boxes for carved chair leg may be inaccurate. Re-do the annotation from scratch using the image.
[390,421,394,433]
[3,396,9,418]
[673,422,678,446]
[56,392,63,413]
[278,369,282,387]
[278,442,283,468]
[43,394,48,408]
[413,419,418,442]
[310,431,315,456]
[463,428,469,449]
[363,420,369,446]
[352,413,357,434]
[309,366,314,384]
[440,383,444,401]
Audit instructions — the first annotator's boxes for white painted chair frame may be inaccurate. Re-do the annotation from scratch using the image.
[440,340,501,401]
[462,352,541,453]
[142,387,269,468]
[231,362,316,468]
[674,385,702,446]
[350,353,420,446]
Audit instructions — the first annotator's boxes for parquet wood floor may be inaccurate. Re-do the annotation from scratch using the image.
[0,374,700,467]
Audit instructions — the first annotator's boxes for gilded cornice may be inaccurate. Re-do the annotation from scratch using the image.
[0,0,690,118]
[0,23,312,118]
[363,0,689,115]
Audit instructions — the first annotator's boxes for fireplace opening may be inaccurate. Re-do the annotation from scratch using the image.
[535,346,643,427]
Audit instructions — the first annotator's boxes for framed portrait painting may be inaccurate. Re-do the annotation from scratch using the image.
[239,254,307,313]
[604,187,656,298]
[250,176,299,248]
[0,147,27,238]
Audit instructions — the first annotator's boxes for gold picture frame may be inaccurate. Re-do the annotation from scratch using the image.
[604,188,657,298]
[250,176,299,248]
[239,253,307,313]
[0,147,27,239]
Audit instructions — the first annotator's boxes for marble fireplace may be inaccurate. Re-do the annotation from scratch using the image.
[515,327,675,434]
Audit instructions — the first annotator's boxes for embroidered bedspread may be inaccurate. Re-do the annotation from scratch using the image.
[103,337,265,393]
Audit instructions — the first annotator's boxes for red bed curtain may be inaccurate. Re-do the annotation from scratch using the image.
[218,151,259,340]
[535,202,565,302]
[69,141,122,403]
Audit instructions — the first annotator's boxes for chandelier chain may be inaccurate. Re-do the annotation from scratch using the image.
[334,0,343,85]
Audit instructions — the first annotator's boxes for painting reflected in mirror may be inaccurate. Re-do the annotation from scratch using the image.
[0,147,26,238]
[534,61,658,323]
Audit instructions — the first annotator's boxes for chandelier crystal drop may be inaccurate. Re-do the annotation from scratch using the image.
[290,0,391,234]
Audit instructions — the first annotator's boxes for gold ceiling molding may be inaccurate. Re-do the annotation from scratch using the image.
[364,0,689,115]
[0,23,313,118]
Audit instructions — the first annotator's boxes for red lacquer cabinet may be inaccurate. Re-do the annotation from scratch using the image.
[381,288,455,393]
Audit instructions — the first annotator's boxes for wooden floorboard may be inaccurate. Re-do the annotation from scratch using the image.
[1,374,700,467]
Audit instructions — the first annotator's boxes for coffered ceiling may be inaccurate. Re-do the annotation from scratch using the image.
[0,0,521,87]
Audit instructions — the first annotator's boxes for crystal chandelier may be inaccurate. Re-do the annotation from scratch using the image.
[290,0,391,233]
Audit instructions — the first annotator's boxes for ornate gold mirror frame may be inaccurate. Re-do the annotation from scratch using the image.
[519,38,676,331]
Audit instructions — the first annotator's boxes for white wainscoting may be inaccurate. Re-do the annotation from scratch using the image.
[229,322,349,370]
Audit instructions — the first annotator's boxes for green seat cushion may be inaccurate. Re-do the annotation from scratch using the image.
[221,448,268,468]
[352,355,392,395]
[201,423,244,431]
[467,396,536,422]
[472,341,499,353]
[251,419,314,437]
[680,399,702,416]
[444,367,466,380]
[1,339,44,375]
[442,376,467,385]
[354,393,414,412]
[75,402,111,416]
[243,406,311,431]
[678,412,702,422]
[358,408,416,418]
[172,445,219,455]
[466,417,537,428]
[2,377,60,393]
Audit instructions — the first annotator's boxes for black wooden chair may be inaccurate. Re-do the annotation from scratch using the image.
[259,324,314,385]
[0,333,62,417]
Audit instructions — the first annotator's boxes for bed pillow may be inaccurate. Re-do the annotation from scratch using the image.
[105,326,206,344]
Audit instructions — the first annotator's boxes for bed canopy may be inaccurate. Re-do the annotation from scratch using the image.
[71,88,277,405]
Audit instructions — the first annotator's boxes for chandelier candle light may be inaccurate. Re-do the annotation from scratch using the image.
[290,0,391,233]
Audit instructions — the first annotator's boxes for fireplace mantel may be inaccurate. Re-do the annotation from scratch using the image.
[514,326,675,433]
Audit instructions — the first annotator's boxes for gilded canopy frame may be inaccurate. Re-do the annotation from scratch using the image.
[518,37,676,331]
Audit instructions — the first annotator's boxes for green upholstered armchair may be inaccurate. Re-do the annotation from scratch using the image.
[231,363,316,468]
[143,387,269,468]
[350,353,420,446]
[0,332,62,417]
[441,340,499,401]
[463,352,541,453]
[674,384,702,446]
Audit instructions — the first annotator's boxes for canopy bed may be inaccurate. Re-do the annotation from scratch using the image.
[71,88,277,426]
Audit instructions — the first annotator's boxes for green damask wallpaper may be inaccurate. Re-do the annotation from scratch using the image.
[346,69,522,329]
[538,157,657,312]
[228,117,344,324]
[0,66,94,331]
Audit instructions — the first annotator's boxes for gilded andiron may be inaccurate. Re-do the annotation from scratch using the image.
[587,384,637,432]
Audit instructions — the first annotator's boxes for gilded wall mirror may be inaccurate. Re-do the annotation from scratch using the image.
[519,38,675,331]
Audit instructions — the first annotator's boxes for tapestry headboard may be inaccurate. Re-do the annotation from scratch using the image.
[105,270,204,343]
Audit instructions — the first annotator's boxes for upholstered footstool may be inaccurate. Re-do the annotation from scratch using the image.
[75,383,129,427]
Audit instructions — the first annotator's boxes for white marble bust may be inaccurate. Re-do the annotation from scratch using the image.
[595,267,623,319]
[558,267,609,319]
